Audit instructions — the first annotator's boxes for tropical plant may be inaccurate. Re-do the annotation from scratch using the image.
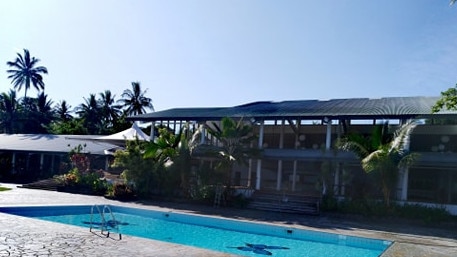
[112,139,156,197]
[6,49,48,98]
[118,82,154,116]
[25,92,54,133]
[48,118,88,135]
[432,84,457,113]
[98,90,121,129]
[338,122,418,207]
[54,100,73,122]
[203,117,259,187]
[76,94,102,134]
[0,90,20,133]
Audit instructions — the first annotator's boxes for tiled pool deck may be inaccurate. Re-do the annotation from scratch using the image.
[1,183,456,257]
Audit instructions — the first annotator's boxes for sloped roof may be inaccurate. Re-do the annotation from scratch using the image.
[97,123,149,141]
[128,96,452,122]
[0,134,119,155]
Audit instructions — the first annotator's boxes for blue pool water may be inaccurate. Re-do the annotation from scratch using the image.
[0,205,391,257]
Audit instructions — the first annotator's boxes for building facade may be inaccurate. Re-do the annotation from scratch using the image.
[129,97,457,214]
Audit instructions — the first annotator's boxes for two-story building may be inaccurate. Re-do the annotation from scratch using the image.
[129,96,457,214]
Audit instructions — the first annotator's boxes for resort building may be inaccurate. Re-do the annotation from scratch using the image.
[0,124,147,182]
[129,96,457,215]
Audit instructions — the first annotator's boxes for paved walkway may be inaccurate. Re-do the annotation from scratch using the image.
[0,183,456,256]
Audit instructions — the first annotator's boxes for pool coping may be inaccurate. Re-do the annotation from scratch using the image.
[0,184,456,257]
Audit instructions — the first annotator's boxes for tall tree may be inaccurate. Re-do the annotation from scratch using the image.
[119,82,154,116]
[54,100,73,122]
[20,92,55,133]
[98,90,121,129]
[76,94,102,134]
[432,84,457,113]
[0,90,20,133]
[6,49,48,98]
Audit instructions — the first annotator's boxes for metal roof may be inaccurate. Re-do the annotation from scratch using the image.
[0,134,120,155]
[128,96,454,122]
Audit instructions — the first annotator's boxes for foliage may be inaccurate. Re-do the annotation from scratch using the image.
[6,49,48,98]
[60,168,106,195]
[118,81,154,116]
[338,122,418,207]
[2,49,155,135]
[56,144,107,194]
[203,117,259,187]
[106,183,136,201]
[0,186,12,192]
[48,118,88,135]
[112,139,157,197]
[432,84,457,113]
[334,199,453,224]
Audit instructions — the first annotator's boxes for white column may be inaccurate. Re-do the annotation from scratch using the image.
[400,168,409,201]
[292,161,297,191]
[292,119,300,192]
[255,120,264,190]
[333,167,340,195]
[149,121,156,141]
[11,153,16,174]
[247,158,252,187]
[326,118,332,150]
[40,154,44,172]
[276,119,285,191]
[200,125,206,144]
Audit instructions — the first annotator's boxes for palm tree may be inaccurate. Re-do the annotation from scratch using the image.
[119,82,154,116]
[98,90,121,128]
[27,92,55,133]
[204,117,259,187]
[6,49,48,98]
[0,90,20,133]
[55,100,73,122]
[76,94,102,134]
[338,122,418,207]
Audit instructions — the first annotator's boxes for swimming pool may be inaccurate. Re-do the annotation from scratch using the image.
[0,205,391,257]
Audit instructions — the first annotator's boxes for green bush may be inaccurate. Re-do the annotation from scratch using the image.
[106,183,136,201]
[333,199,453,223]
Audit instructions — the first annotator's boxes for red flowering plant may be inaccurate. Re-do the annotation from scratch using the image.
[69,144,91,173]
[59,144,107,195]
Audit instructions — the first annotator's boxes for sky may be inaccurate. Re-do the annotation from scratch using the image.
[1,0,457,112]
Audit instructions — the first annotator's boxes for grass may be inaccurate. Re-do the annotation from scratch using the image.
[0,186,12,192]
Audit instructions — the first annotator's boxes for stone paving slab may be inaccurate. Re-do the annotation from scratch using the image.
[1,183,457,257]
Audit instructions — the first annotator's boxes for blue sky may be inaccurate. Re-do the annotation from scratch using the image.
[1,0,457,112]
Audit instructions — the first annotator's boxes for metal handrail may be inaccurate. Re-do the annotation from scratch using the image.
[89,204,122,240]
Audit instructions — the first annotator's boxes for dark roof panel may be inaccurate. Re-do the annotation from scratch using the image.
[129,96,453,122]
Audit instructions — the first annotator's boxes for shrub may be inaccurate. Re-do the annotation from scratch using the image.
[106,183,136,201]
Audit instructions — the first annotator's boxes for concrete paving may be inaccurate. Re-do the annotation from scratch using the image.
[0,183,456,257]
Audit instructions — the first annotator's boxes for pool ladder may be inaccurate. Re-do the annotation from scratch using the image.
[89,205,122,240]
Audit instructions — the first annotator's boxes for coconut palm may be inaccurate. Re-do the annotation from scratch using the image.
[119,82,154,116]
[55,100,73,122]
[338,122,418,207]
[0,90,20,133]
[98,90,121,129]
[6,49,48,98]
[28,92,55,133]
[76,94,102,134]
